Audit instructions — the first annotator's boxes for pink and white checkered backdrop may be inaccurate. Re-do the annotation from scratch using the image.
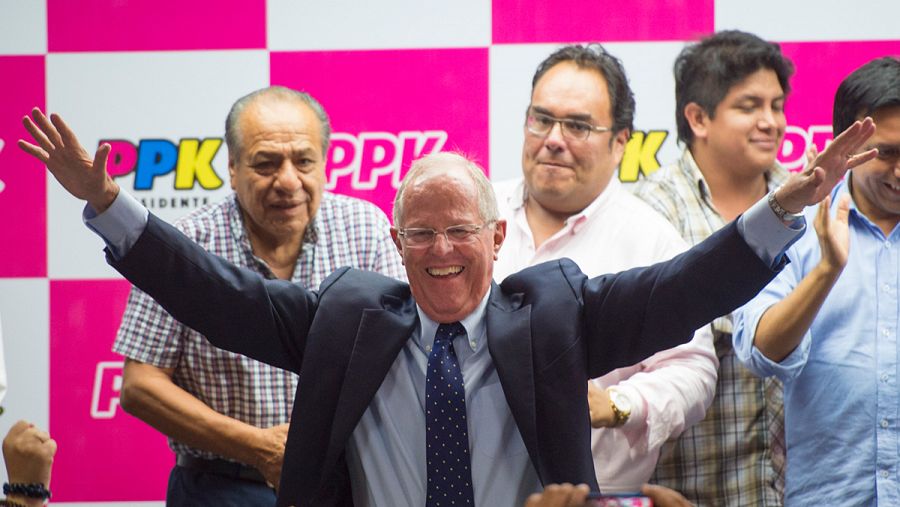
[1,1,898,504]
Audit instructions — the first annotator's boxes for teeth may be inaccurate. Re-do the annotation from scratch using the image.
[889,183,900,191]
[427,266,463,276]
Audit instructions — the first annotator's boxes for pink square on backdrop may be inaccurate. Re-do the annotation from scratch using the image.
[0,56,46,278]
[271,48,489,220]
[777,41,900,171]
[48,0,265,52]
[492,0,713,44]
[50,280,170,502]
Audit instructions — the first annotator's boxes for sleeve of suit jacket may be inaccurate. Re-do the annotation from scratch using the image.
[107,213,330,373]
[579,220,782,378]
[503,220,782,380]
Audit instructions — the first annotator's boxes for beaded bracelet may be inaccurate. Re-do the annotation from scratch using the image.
[0,499,28,507]
[2,483,50,501]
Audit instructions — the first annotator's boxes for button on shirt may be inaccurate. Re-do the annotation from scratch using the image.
[735,178,900,505]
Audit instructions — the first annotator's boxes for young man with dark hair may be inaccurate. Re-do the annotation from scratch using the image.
[633,30,795,506]
[734,56,900,505]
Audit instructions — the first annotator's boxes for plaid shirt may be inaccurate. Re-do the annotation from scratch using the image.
[113,192,406,461]
[631,149,787,507]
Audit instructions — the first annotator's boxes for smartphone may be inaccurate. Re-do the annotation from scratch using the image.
[585,491,653,506]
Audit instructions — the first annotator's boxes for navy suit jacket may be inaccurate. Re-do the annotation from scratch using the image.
[109,214,780,507]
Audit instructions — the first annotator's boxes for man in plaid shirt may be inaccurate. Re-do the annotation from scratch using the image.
[632,31,793,506]
[113,86,405,506]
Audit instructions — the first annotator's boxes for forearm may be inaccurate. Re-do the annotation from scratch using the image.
[754,260,842,362]
[3,495,44,507]
[120,362,275,468]
[618,329,717,447]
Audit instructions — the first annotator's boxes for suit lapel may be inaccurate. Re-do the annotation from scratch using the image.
[485,285,540,474]
[323,294,417,475]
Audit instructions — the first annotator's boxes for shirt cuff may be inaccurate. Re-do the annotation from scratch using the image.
[83,190,149,260]
[737,195,806,268]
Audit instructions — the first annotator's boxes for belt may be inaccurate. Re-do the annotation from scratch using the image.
[176,454,268,485]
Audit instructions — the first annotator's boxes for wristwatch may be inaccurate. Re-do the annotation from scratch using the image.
[768,189,804,224]
[607,387,632,427]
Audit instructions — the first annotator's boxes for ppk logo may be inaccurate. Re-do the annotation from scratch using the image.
[103,137,225,190]
[619,129,669,183]
[327,130,447,190]
[91,361,124,419]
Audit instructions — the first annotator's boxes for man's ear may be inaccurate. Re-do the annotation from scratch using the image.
[492,219,507,260]
[390,227,405,263]
[611,128,629,166]
[684,102,711,140]
[228,155,238,191]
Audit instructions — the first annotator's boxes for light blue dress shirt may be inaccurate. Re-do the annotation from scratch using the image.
[735,178,900,506]
[86,188,801,506]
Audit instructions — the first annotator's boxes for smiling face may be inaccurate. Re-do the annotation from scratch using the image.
[391,161,505,323]
[521,61,629,216]
[228,97,326,246]
[693,68,786,179]
[849,105,900,234]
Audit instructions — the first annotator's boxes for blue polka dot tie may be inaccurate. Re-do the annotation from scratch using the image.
[426,322,474,506]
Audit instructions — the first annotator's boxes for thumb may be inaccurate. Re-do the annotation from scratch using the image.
[94,142,111,174]
[835,193,851,225]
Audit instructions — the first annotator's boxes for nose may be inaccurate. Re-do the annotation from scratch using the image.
[274,162,303,193]
[543,121,566,152]
[758,107,778,130]
[429,231,454,255]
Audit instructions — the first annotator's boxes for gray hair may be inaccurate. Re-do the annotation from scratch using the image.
[392,152,499,227]
[224,85,332,161]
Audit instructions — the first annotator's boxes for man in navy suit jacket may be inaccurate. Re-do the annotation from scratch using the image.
[19,110,875,507]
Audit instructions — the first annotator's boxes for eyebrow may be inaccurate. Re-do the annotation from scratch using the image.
[530,106,593,122]
[733,93,786,103]
[870,143,900,153]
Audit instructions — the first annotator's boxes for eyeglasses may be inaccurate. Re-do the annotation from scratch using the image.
[397,222,493,247]
[525,110,612,140]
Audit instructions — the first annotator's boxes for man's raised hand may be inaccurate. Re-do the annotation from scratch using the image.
[18,108,119,212]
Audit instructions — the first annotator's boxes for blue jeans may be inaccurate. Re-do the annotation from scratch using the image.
[166,465,277,507]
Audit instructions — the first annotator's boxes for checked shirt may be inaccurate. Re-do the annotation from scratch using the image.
[632,149,788,507]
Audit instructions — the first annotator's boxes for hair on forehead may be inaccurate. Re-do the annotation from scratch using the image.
[392,152,499,227]
[834,57,900,134]
[674,30,794,146]
[531,44,635,136]
[224,85,332,160]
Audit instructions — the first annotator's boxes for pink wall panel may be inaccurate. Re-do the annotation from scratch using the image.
[493,0,713,44]
[0,56,46,278]
[50,280,170,502]
[777,40,900,171]
[48,0,266,52]
[271,48,490,220]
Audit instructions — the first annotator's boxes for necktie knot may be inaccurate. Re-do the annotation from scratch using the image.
[435,322,465,345]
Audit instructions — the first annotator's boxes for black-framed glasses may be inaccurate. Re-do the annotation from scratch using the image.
[525,110,611,140]
[397,222,494,247]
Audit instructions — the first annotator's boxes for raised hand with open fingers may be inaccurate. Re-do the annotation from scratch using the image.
[776,117,877,213]
[815,193,851,273]
[18,108,120,212]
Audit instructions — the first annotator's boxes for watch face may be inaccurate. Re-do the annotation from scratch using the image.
[611,390,632,414]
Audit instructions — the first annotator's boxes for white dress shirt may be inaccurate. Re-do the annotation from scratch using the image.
[493,177,717,492]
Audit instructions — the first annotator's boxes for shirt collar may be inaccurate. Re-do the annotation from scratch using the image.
[416,289,491,353]
[228,192,324,280]
[508,177,621,236]
[681,148,790,204]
